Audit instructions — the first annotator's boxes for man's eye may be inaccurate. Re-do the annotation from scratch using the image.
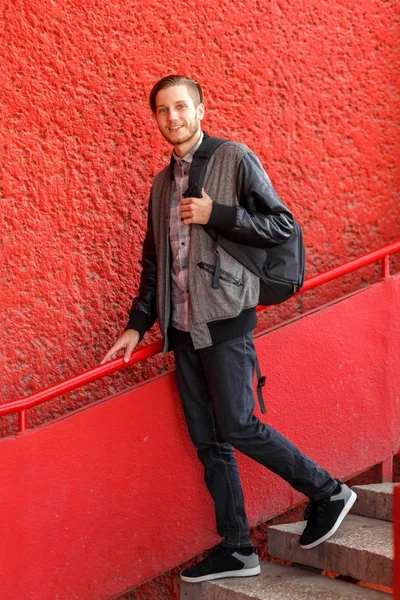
[177,104,186,109]
[158,108,167,113]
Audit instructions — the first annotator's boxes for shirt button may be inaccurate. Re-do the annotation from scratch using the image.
[181,242,185,246]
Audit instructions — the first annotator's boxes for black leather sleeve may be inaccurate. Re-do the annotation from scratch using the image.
[125,194,158,340]
[207,152,294,248]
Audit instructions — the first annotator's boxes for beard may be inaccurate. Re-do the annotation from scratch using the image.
[160,119,201,146]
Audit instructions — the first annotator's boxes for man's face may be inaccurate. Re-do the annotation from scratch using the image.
[154,84,204,148]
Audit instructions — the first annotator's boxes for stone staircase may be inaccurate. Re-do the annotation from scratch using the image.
[180,483,396,599]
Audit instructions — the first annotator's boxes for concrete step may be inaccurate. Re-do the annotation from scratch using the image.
[352,483,397,522]
[268,514,393,587]
[180,561,389,599]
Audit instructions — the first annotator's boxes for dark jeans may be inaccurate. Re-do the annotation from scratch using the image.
[172,328,337,549]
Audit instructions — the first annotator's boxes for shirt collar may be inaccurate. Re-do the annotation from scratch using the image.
[173,131,204,167]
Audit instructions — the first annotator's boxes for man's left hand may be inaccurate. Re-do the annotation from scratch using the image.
[181,189,213,225]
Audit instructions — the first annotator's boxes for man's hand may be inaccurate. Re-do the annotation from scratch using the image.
[100,329,140,364]
[181,188,213,225]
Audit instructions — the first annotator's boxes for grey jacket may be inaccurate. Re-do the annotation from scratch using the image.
[127,136,294,351]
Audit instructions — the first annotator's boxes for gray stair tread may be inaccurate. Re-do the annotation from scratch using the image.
[180,562,389,599]
[353,483,396,493]
[352,483,398,522]
[268,515,393,587]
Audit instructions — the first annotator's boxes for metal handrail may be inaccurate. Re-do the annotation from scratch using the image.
[1,240,400,432]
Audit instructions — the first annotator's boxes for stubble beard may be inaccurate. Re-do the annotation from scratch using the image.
[162,119,201,147]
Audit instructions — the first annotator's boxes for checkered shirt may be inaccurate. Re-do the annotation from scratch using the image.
[170,132,204,331]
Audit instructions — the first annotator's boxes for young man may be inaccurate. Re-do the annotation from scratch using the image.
[101,75,357,583]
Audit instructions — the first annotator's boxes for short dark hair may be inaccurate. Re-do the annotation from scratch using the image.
[149,75,204,114]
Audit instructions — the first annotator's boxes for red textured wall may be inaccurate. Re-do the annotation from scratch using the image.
[1,276,399,600]
[1,0,399,432]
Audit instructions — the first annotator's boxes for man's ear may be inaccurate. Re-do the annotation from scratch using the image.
[198,103,205,120]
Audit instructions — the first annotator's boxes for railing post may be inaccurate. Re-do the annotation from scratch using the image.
[382,255,390,278]
[395,486,400,600]
[19,410,27,433]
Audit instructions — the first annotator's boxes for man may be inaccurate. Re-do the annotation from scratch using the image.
[101,75,357,583]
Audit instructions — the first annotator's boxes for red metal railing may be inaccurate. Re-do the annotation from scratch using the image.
[1,240,400,433]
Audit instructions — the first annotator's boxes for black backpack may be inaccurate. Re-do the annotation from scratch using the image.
[185,135,306,306]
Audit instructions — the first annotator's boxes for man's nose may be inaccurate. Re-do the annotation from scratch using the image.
[168,108,179,121]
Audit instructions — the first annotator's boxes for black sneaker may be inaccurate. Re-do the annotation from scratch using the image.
[299,481,357,549]
[180,544,260,583]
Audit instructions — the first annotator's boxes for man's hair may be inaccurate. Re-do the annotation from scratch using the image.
[149,75,204,114]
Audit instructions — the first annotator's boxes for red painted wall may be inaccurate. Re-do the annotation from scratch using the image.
[1,0,399,434]
[0,275,399,600]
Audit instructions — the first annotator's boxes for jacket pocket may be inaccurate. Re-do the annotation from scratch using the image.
[197,262,243,287]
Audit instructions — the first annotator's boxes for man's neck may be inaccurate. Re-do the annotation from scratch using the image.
[173,128,202,158]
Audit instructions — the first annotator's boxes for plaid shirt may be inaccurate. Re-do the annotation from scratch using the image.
[170,132,204,331]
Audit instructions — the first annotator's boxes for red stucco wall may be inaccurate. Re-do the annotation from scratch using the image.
[1,0,399,434]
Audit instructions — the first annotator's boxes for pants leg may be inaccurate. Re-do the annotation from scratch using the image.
[172,329,252,548]
[200,331,337,501]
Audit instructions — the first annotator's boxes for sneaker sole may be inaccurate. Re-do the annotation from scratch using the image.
[299,489,358,550]
[180,565,261,583]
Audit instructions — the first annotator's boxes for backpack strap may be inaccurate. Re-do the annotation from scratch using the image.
[184,135,228,198]
[181,135,228,291]
[184,135,267,412]
[254,356,267,414]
